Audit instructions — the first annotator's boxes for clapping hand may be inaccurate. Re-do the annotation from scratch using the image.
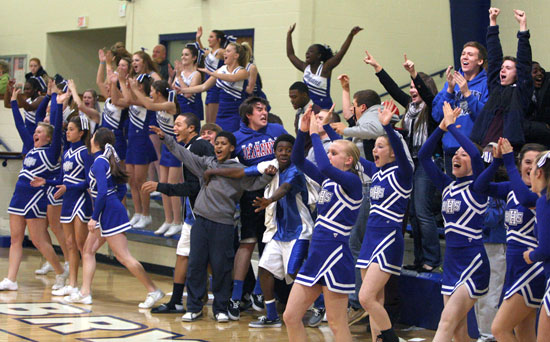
[378,100,398,126]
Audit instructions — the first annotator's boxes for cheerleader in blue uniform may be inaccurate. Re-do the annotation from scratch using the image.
[284,105,362,342]
[0,89,68,292]
[242,43,269,105]
[67,80,100,133]
[473,139,545,342]
[352,101,413,342]
[64,127,164,308]
[96,51,129,165]
[179,42,249,132]
[419,102,489,342]
[114,70,157,229]
[131,79,182,236]
[523,150,550,342]
[286,24,363,109]
[32,116,94,297]
[173,44,204,120]
[196,26,226,124]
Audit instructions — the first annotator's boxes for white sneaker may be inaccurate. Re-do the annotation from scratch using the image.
[52,270,68,290]
[64,291,92,304]
[215,312,229,323]
[150,191,161,197]
[154,222,171,235]
[138,289,165,309]
[35,262,54,275]
[52,285,77,296]
[129,214,143,226]
[133,215,152,229]
[0,278,18,291]
[164,224,182,237]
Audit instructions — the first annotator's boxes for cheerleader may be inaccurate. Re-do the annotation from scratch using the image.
[286,24,362,109]
[65,127,164,308]
[0,89,67,291]
[173,44,204,120]
[67,79,100,133]
[195,26,226,123]
[3,77,45,136]
[31,115,94,297]
[130,79,182,236]
[418,102,489,342]
[113,68,157,228]
[242,43,268,103]
[353,101,413,342]
[284,105,362,342]
[524,150,550,342]
[179,42,249,132]
[473,139,545,342]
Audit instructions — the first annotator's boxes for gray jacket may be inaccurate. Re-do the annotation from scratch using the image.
[343,104,385,158]
[164,136,271,225]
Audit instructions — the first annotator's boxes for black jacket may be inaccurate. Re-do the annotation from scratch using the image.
[524,72,550,147]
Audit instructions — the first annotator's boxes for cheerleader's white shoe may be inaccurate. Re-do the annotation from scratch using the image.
[164,224,182,237]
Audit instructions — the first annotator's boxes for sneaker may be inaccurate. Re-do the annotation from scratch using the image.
[52,272,68,290]
[154,222,171,235]
[133,215,152,229]
[249,315,282,328]
[129,213,142,226]
[307,307,325,327]
[251,293,265,311]
[348,307,368,326]
[52,285,77,296]
[64,291,92,304]
[227,298,240,320]
[182,311,203,322]
[215,312,229,323]
[240,293,253,311]
[35,262,54,275]
[138,289,165,309]
[151,303,185,314]
[150,191,161,198]
[0,278,18,291]
[164,224,182,237]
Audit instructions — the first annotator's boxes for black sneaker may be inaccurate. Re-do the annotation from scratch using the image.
[307,307,325,327]
[240,293,252,311]
[249,315,282,328]
[251,293,264,311]
[228,298,240,320]
[151,303,185,314]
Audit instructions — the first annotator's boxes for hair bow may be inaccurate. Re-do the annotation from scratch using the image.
[537,151,550,168]
[103,143,120,163]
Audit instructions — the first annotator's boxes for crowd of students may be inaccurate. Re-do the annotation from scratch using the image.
[2,7,550,342]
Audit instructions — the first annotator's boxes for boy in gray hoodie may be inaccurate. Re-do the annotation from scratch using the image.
[151,126,273,323]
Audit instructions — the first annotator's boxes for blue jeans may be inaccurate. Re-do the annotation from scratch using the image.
[409,159,441,267]
[348,183,370,309]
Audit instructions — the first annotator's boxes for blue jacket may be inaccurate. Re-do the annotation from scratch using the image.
[234,122,287,166]
[482,197,506,244]
[470,26,533,147]
[432,69,489,152]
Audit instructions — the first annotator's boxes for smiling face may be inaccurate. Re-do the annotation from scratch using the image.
[327,141,353,171]
[275,141,293,171]
[460,46,483,75]
[521,150,540,186]
[82,91,95,108]
[173,115,193,143]
[200,129,217,146]
[246,102,269,130]
[500,60,517,86]
[532,63,545,89]
[452,147,473,178]
[223,45,238,65]
[409,81,423,104]
[214,136,235,162]
[208,31,221,49]
[181,48,196,66]
[372,136,395,168]
[66,122,84,143]
[33,125,51,148]
[132,54,144,74]
[118,59,130,73]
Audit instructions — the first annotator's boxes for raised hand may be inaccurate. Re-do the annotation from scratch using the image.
[491,142,502,159]
[174,59,183,74]
[288,23,296,35]
[30,176,46,187]
[98,49,106,63]
[11,87,20,101]
[252,196,273,212]
[514,9,526,31]
[445,66,456,92]
[57,91,70,104]
[299,104,312,133]
[149,125,165,139]
[196,26,203,40]
[453,72,471,97]
[442,101,460,130]
[309,108,319,135]
[350,26,363,36]
[402,53,416,78]
[378,100,397,126]
[489,7,500,25]
[363,50,381,72]
[128,78,139,91]
[337,74,350,91]
[53,184,66,199]
[141,181,158,194]
[47,79,55,96]
[500,137,514,155]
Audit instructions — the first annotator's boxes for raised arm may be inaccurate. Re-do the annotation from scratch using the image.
[10,89,33,148]
[337,74,353,120]
[502,142,538,207]
[514,10,533,108]
[195,26,205,51]
[110,73,130,108]
[34,84,51,123]
[528,198,550,263]
[291,114,324,184]
[472,156,508,199]
[68,80,100,124]
[96,49,109,99]
[487,8,504,92]
[322,26,363,74]
[286,23,306,72]
[418,127,450,191]
[49,92,65,162]
[379,101,413,179]
[129,78,176,113]
[448,123,484,177]
[245,63,258,95]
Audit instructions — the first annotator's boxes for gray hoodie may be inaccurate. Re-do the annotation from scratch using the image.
[164,136,271,225]
[343,104,385,158]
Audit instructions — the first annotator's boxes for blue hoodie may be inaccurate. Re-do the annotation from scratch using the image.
[432,68,489,151]
[234,122,288,166]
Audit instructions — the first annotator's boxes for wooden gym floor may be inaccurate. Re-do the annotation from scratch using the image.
[0,248,436,341]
